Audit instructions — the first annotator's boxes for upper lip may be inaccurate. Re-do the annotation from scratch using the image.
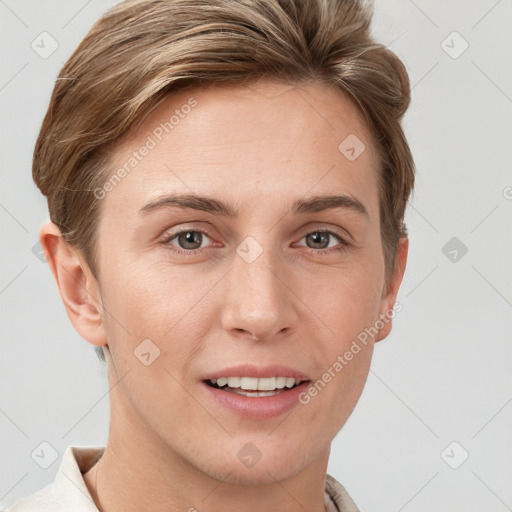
[201,364,310,381]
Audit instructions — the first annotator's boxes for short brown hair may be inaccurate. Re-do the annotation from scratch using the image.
[34,0,414,284]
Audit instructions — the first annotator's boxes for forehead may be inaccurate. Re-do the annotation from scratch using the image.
[103,79,380,219]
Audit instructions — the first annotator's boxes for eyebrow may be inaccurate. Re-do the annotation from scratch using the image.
[138,193,368,218]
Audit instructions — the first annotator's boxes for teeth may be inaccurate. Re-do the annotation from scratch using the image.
[241,377,258,390]
[275,376,287,389]
[256,377,275,390]
[210,376,304,391]
[227,389,282,397]
[216,377,228,387]
[285,377,296,388]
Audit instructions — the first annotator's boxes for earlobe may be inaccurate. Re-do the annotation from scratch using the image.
[374,236,409,343]
[38,221,107,347]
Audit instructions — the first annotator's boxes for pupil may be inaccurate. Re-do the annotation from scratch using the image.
[307,231,329,249]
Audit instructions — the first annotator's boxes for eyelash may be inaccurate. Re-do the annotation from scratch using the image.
[160,227,351,256]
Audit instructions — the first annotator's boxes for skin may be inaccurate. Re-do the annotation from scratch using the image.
[40,79,408,512]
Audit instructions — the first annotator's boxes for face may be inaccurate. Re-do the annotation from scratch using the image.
[88,80,405,484]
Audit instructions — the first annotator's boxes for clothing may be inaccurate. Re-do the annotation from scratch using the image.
[5,446,361,512]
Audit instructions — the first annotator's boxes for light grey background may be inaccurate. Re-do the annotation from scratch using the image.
[1,1,511,510]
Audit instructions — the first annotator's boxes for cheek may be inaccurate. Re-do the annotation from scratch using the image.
[310,261,384,335]
[301,265,382,411]
[317,280,378,385]
[100,261,216,358]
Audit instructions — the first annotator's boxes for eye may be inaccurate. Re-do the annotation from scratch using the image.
[161,228,213,254]
[296,230,350,253]
[160,227,351,256]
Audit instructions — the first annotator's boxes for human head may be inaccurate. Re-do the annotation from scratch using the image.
[36,0,414,491]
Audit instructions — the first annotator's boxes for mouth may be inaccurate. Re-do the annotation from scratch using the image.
[204,376,309,397]
[200,365,312,418]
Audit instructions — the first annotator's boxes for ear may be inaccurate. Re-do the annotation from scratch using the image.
[39,221,108,347]
[374,236,408,343]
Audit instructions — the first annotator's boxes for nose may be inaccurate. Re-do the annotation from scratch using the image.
[220,242,299,342]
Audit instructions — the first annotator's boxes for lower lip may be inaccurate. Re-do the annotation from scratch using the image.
[201,381,311,420]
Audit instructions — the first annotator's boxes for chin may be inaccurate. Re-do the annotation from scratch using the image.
[196,438,315,486]
[208,458,306,486]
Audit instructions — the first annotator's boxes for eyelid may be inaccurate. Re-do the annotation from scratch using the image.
[299,230,347,243]
[294,221,352,241]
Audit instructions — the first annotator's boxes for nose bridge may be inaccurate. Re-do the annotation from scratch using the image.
[221,235,297,339]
